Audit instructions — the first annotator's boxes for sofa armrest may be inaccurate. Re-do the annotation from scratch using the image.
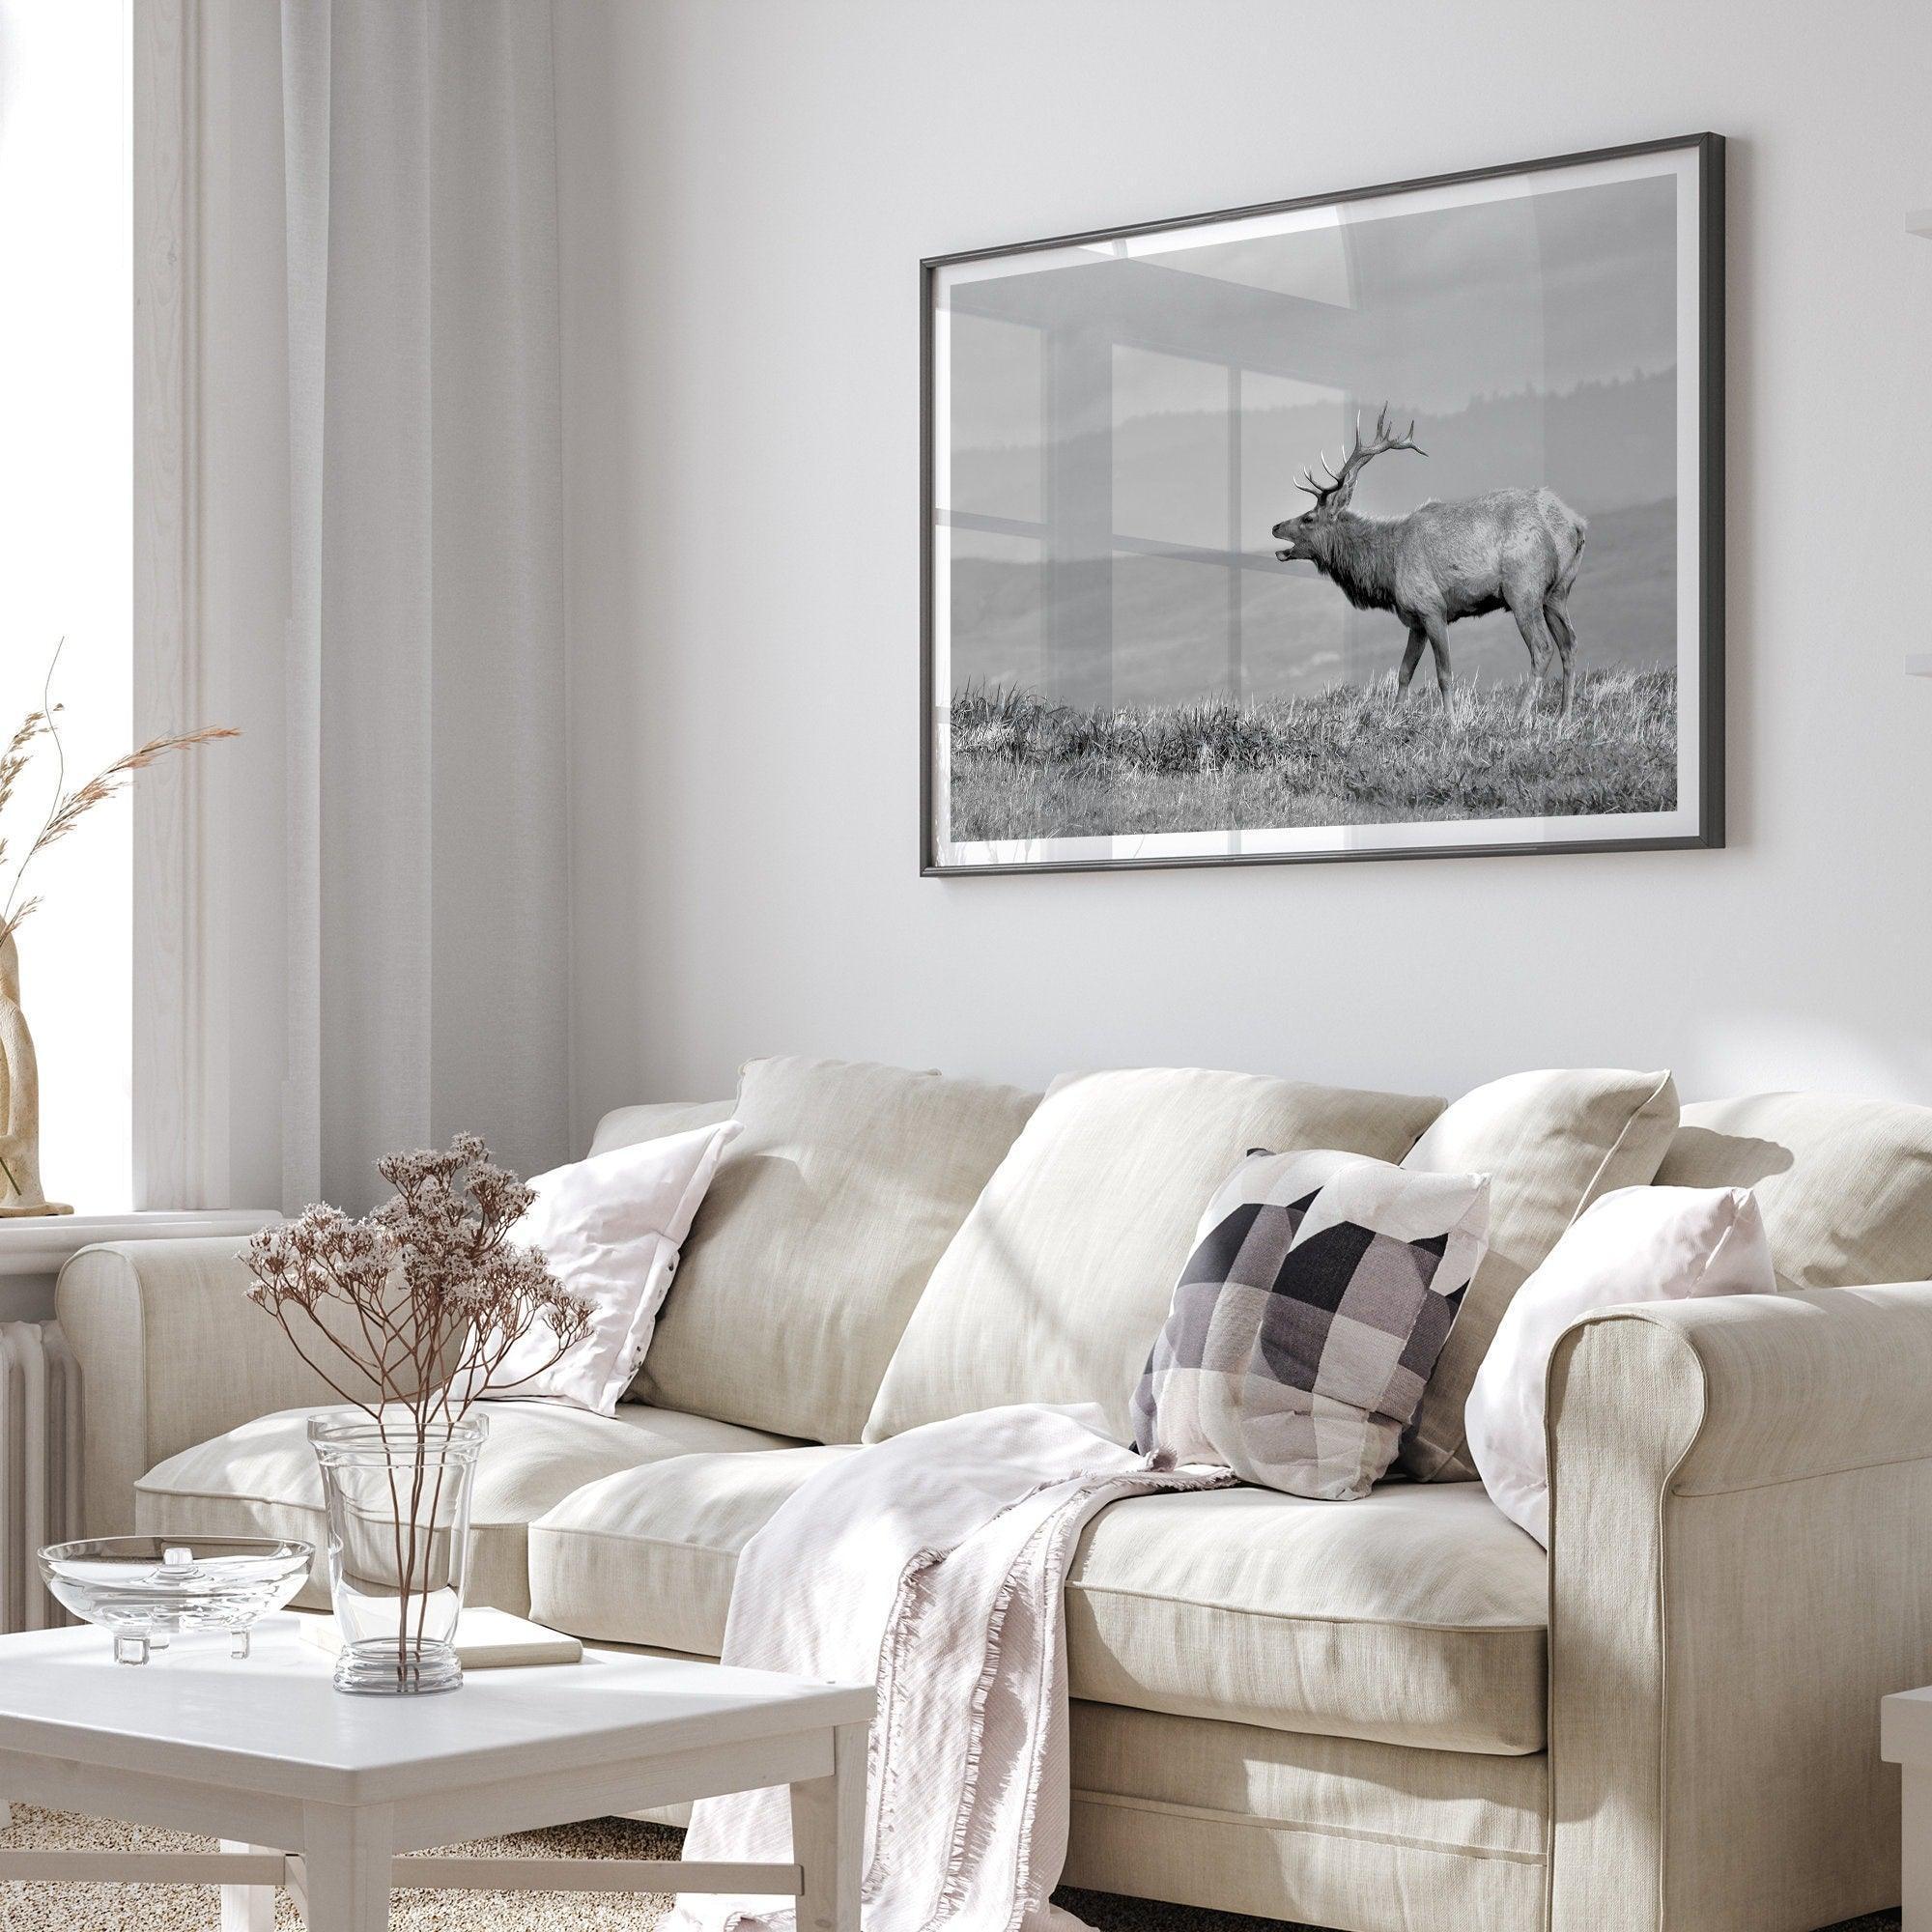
[56,1238,385,1536]
[1545,1283,1932,1932]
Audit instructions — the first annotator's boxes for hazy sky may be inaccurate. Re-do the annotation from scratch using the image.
[942,166,1683,704]
[1307,171,1678,409]
[952,171,1678,438]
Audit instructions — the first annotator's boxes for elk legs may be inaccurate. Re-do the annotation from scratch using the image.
[1397,618,1454,703]
[1424,617,1454,699]
[1507,593,1572,713]
[1397,628,1428,696]
[1543,598,1577,714]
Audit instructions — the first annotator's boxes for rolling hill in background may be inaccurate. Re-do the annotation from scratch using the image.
[950,370,1677,538]
[949,496,1677,706]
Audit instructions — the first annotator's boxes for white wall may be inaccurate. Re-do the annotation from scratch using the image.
[554,0,1932,1140]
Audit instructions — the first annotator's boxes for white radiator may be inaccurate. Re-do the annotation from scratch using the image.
[0,1323,79,1633]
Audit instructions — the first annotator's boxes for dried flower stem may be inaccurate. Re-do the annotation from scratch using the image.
[0,639,239,953]
[242,1134,591,1686]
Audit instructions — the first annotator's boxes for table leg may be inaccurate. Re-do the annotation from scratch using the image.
[299,1802,393,1931]
[219,1840,278,1932]
[790,1721,865,1932]
[1907,1767,1932,1932]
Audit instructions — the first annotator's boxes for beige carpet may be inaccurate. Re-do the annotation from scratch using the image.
[0,1807,1904,1931]
[0,1806,679,1931]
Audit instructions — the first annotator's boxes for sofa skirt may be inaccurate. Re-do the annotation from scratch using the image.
[1060,1702,1547,1932]
[634,1699,1547,1930]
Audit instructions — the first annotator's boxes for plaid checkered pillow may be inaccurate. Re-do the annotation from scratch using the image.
[1131,1148,1489,1500]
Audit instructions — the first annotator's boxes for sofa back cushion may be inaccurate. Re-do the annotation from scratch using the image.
[590,1098,734,1156]
[632,1056,1039,1443]
[1398,1067,1680,1481]
[863,1067,1444,1445]
[1655,1092,1932,1291]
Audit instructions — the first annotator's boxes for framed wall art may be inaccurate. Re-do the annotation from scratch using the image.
[922,133,1723,875]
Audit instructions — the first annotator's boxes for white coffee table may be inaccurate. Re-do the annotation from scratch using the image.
[1883,1686,1932,1928]
[0,1618,872,1930]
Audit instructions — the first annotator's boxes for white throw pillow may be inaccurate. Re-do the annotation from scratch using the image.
[474,1120,741,1415]
[1465,1183,1776,1545]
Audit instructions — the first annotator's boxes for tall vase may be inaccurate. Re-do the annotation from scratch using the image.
[0,932,71,1217]
[306,1409,487,1694]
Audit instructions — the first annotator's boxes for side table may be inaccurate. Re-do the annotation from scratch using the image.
[1882,1686,1932,1928]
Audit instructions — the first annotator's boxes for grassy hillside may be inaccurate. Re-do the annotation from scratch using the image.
[948,667,1677,840]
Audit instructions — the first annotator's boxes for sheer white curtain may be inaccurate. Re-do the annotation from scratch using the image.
[278,0,568,1208]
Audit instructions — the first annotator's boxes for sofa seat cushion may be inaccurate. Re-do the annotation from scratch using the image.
[527,1453,1546,1755]
[134,1399,801,1619]
[1070,1481,1545,1753]
[530,1444,854,1657]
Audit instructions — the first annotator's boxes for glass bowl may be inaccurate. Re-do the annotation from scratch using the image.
[40,1536,314,1664]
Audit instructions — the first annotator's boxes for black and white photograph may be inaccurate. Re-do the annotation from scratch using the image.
[923,134,1722,873]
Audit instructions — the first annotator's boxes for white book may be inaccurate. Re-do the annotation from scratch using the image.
[296,1606,583,1669]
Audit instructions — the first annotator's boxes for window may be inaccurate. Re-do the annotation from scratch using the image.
[0,1,134,1209]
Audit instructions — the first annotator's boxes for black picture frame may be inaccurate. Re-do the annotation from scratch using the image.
[921,132,1724,877]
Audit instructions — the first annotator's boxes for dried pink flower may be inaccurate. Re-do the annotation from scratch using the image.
[241,1135,590,1431]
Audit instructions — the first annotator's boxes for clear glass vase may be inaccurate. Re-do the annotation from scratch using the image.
[306,1409,486,1695]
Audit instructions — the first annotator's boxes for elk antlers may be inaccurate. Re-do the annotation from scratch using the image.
[1297,405,1426,505]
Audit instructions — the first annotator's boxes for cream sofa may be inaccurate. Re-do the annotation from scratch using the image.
[55,1060,1932,1932]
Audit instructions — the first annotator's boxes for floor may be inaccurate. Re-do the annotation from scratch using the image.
[0,1808,1906,1931]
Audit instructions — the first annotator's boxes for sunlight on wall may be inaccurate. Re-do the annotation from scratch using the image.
[0,1,133,1210]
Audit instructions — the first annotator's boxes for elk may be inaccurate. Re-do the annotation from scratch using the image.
[1270,407,1586,711]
